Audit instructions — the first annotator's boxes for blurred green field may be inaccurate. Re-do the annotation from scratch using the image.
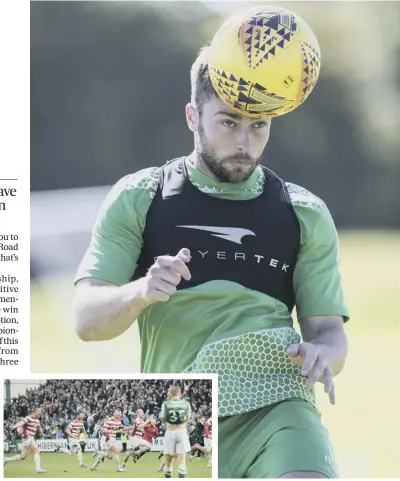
[4,452,211,478]
[31,230,400,477]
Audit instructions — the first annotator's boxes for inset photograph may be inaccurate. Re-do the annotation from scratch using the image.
[3,378,213,478]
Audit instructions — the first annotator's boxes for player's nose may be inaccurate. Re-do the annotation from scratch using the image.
[234,127,252,153]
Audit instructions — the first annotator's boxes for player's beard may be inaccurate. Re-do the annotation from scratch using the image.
[197,123,261,183]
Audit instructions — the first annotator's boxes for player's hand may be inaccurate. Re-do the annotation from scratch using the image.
[287,342,335,405]
[138,248,191,306]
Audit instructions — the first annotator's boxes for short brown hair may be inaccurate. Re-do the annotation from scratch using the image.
[168,385,181,397]
[190,46,218,115]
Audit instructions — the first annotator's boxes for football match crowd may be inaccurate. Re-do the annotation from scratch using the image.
[3,379,212,441]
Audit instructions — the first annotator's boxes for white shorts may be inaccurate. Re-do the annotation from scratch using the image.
[204,437,212,451]
[21,437,37,450]
[68,438,81,452]
[101,437,118,451]
[100,436,107,450]
[163,429,190,455]
[128,437,151,450]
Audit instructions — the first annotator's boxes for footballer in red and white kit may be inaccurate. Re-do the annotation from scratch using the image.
[129,410,152,450]
[122,410,153,468]
[91,410,125,472]
[103,411,124,450]
[54,413,88,468]
[3,407,46,474]
[204,417,212,468]
[143,419,159,444]
[135,418,159,461]
[67,414,87,449]
[204,417,212,451]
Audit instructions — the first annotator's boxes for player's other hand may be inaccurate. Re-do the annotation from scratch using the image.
[138,248,191,306]
[287,342,335,405]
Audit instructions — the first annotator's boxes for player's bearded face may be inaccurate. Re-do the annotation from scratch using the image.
[193,95,271,183]
[197,121,262,183]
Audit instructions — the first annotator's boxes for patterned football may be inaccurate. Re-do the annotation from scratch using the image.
[208,5,321,117]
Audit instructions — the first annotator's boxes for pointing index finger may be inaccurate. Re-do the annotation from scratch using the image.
[176,248,191,263]
[323,367,335,405]
[172,258,191,281]
[157,256,191,281]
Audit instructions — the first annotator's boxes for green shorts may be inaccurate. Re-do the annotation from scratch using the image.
[218,399,337,478]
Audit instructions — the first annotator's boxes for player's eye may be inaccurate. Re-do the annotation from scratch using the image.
[221,120,236,128]
[252,122,267,129]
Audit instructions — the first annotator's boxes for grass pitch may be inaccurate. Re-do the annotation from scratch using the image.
[30,230,400,477]
[3,452,211,478]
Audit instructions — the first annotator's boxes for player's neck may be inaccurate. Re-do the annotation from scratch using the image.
[187,151,220,182]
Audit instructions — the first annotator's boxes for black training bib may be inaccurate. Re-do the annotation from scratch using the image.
[132,157,300,311]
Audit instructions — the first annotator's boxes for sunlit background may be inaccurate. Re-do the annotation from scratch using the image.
[30,2,400,477]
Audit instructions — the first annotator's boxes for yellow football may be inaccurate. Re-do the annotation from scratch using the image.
[208,5,321,117]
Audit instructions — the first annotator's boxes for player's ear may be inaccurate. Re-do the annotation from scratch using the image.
[186,103,199,132]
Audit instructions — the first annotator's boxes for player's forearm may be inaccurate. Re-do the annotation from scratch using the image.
[310,325,348,376]
[73,280,148,342]
[12,421,24,429]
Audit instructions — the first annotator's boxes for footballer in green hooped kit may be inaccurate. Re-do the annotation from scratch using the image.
[73,6,349,479]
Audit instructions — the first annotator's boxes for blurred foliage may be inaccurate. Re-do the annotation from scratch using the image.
[30,1,400,227]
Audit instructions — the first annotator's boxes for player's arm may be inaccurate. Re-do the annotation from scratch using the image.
[11,420,26,430]
[72,171,191,342]
[185,402,192,426]
[116,421,127,434]
[287,196,349,403]
[74,277,148,342]
[287,315,348,405]
[160,403,167,424]
[74,256,191,342]
[298,315,348,377]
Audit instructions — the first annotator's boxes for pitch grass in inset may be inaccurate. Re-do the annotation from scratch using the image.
[3,451,211,478]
